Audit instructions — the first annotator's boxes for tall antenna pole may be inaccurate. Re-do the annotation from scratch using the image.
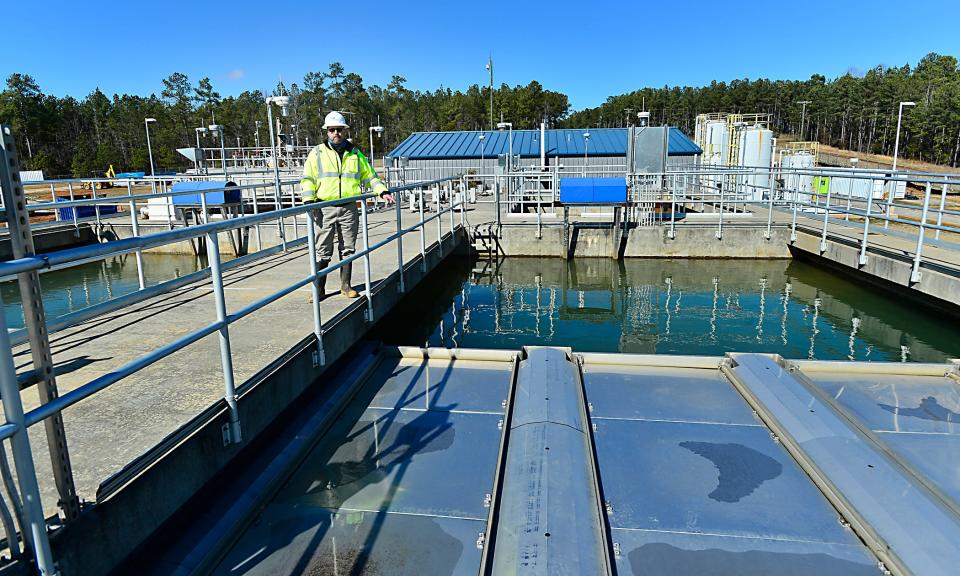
[486,56,494,130]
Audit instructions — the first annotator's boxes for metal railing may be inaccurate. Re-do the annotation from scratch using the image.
[1,155,464,573]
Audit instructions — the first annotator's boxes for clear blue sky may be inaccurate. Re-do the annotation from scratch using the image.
[6,0,958,110]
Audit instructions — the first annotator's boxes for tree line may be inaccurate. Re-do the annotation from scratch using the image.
[568,53,960,167]
[0,65,568,178]
[1,53,958,177]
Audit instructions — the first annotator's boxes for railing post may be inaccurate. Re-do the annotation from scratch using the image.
[716,181,724,240]
[790,174,800,243]
[204,232,241,444]
[67,181,79,235]
[0,305,58,576]
[436,186,443,255]
[395,188,405,293]
[858,178,874,266]
[126,181,146,290]
[360,199,374,321]
[883,176,895,230]
[910,182,932,284]
[91,180,102,228]
[668,174,677,240]
[765,172,775,240]
[448,182,455,243]
[305,209,325,365]
[819,177,832,253]
[419,188,426,272]
[935,183,948,241]
[0,124,81,522]
[495,175,502,228]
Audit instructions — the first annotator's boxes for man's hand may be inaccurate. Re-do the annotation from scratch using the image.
[380,192,395,204]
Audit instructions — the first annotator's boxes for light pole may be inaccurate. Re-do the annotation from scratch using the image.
[195,126,208,148]
[796,101,811,140]
[254,120,261,149]
[497,121,513,171]
[369,123,384,167]
[209,124,227,177]
[892,101,916,171]
[194,126,208,174]
[144,117,157,177]
[583,131,590,175]
[291,124,298,147]
[265,95,290,250]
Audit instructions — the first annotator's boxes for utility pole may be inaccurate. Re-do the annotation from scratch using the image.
[797,101,811,140]
[486,56,494,131]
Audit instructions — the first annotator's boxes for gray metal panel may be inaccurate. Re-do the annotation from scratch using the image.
[490,348,610,575]
[611,528,879,576]
[368,357,512,414]
[632,127,667,173]
[810,371,960,509]
[511,347,582,431]
[583,365,759,425]
[730,354,960,575]
[879,432,960,505]
[813,373,960,434]
[490,423,608,575]
[594,418,862,544]
[274,407,501,520]
[213,508,485,575]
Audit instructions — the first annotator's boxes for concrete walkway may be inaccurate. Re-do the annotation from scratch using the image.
[10,203,471,517]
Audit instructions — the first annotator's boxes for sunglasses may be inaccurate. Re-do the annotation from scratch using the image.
[327,127,344,133]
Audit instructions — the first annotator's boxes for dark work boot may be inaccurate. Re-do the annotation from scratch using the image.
[340,262,360,298]
[318,259,330,297]
[309,259,329,303]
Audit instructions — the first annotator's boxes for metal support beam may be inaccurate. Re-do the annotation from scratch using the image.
[0,125,81,522]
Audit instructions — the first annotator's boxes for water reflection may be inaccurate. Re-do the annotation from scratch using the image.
[2,253,212,330]
[380,258,960,363]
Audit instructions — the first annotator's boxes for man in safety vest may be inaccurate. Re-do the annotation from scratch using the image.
[301,111,393,298]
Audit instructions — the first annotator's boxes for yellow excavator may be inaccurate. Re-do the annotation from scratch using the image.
[81,165,116,190]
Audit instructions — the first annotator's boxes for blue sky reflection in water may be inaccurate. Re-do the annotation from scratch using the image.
[378,258,960,363]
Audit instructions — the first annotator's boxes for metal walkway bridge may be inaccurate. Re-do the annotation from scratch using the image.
[132,346,960,576]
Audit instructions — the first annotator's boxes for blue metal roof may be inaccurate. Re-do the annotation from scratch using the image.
[387,128,702,159]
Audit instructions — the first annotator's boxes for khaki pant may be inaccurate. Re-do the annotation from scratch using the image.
[311,204,359,260]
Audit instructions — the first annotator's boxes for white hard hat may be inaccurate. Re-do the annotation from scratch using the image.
[322,111,349,129]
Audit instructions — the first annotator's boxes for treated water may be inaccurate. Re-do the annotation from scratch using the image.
[375,257,960,363]
[2,253,212,331]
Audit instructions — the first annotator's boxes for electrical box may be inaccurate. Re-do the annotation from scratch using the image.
[559,178,627,204]
[171,181,241,205]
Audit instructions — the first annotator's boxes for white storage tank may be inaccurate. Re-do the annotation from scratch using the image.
[781,151,815,200]
[738,125,774,200]
[705,120,728,166]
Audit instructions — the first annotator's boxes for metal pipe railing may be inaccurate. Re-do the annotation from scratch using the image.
[1,170,465,573]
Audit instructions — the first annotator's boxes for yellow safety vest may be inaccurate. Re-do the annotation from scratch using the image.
[300,142,387,202]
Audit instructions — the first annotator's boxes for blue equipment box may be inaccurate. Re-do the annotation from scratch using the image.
[55,198,119,221]
[170,181,240,205]
[559,177,627,204]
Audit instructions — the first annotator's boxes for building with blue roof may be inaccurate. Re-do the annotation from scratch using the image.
[385,127,701,180]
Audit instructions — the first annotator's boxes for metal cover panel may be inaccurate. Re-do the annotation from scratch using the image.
[611,528,878,576]
[594,418,861,545]
[583,365,759,425]
[274,408,501,520]
[213,508,485,575]
[732,354,960,575]
[492,423,608,576]
[812,373,960,434]
[368,358,511,414]
[511,348,582,431]
[878,432,960,506]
